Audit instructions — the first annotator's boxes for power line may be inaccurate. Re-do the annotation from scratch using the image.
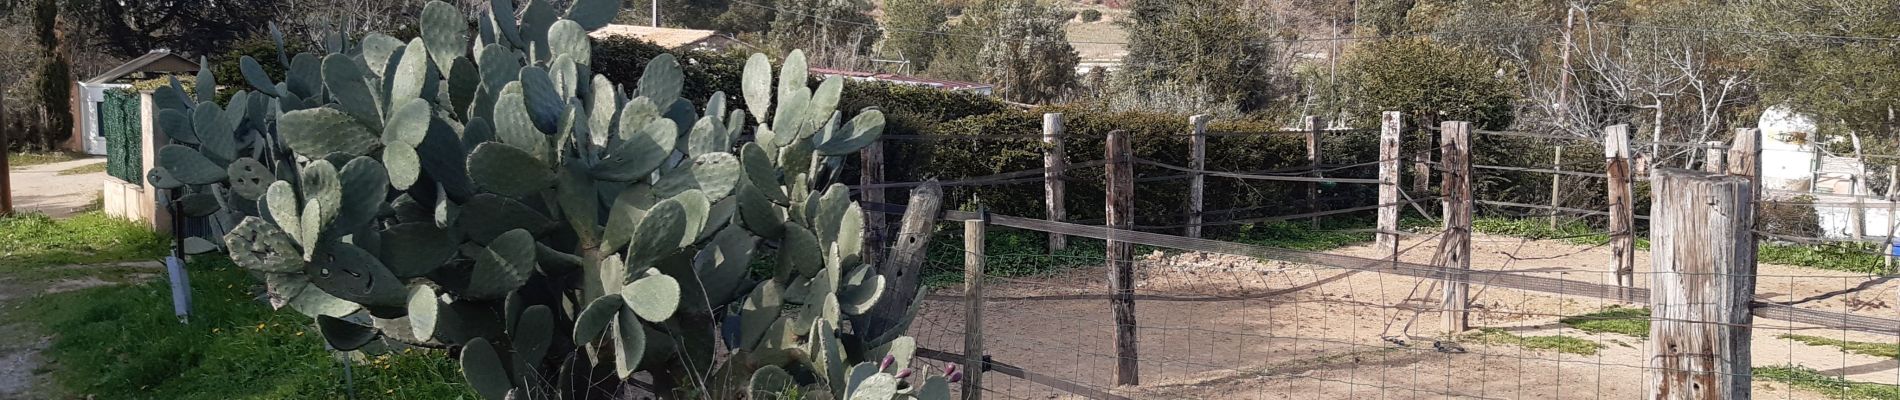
[731,0,1559,47]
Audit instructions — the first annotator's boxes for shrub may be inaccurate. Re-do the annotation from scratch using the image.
[1081,9,1102,22]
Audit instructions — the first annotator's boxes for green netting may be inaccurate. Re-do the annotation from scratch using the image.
[102,90,141,184]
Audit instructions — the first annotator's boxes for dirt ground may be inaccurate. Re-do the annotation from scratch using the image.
[913,233,1900,399]
[10,157,107,217]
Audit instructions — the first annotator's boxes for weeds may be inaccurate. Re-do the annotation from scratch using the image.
[1756,365,1900,400]
[1462,328,1602,356]
[1558,306,1650,338]
[1779,334,1900,359]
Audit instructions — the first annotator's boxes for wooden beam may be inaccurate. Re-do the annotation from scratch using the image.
[1550,145,1564,229]
[859,181,944,342]
[961,216,985,400]
[1378,112,1402,252]
[1647,168,1756,400]
[861,139,887,266]
[1606,125,1637,297]
[1187,114,1210,238]
[1439,121,1472,333]
[1105,129,1138,386]
[1306,116,1322,228]
[1043,113,1067,253]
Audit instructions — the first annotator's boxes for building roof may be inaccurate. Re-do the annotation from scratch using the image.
[589,25,738,50]
[85,51,199,85]
[808,67,993,92]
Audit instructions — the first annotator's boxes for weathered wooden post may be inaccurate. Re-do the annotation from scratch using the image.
[0,91,11,216]
[1703,141,1726,173]
[1105,129,1139,386]
[962,214,986,399]
[1439,121,1472,333]
[861,139,886,264]
[1044,113,1067,252]
[1647,168,1756,400]
[1888,165,1898,270]
[1550,145,1564,229]
[1187,114,1210,238]
[1306,116,1323,228]
[1729,128,1762,206]
[1378,112,1402,252]
[1606,125,1637,296]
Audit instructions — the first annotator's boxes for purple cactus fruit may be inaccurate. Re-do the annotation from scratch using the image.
[895,368,913,379]
[948,370,964,383]
[944,364,958,375]
[879,354,895,370]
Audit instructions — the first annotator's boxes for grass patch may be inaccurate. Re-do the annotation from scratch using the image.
[0,212,167,269]
[13,257,476,399]
[1471,217,1650,249]
[1756,365,1900,400]
[1558,306,1650,338]
[7,151,83,169]
[1461,328,1602,356]
[1760,242,1889,274]
[1780,334,1900,359]
[1228,219,1378,251]
[56,162,106,175]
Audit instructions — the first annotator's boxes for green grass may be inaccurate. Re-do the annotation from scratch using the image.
[1470,217,1650,249]
[7,151,83,169]
[1228,219,1379,251]
[1461,328,1602,356]
[1558,306,1650,338]
[57,162,107,175]
[1756,365,1900,400]
[1475,216,1890,274]
[12,257,477,399]
[1780,334,1900,359]
[0,212,168,269]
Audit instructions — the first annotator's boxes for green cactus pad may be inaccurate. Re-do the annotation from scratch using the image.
[406,285,441,340]
[224,157,275,200]
[157,109,196,144]
[379,222,457,278]
[317,315,380,351]
[465,228,537,299]
[696,227,755,305]
[390,39,432,106]
[157,145,227,185]
[748,365,796,398]
[626,198,687,268]
[460,337,515,400]
[225,216,304,273]
[672,190,711,246]
[420,1,466,74]
[816,110,886,156]
[770,87,810,147]
[361,33,406,76]
[637,54,683,110]
[280,108,380,157]
[573,294,623,344]
[383,98,432,147]
[621,274,680,323]
[563,0,620,30]
[238,56,280,97]
[512,304,553,376]
[305,241,407,307]
[738,283,781,350]
[591,118,676,182]
[740,54,773,124]
[811,318,846,396]
[178,192,221,217]
[449,57,481,119]
[684,115,728,157]
[334,157,391,233]
[146,167,183,189]
[916,376,951,400]
[867,336,916,372]
[468,142,553,197]
[519,66,563,134]
[778,223,823,276]
[611,306,647,379]
[384,145,422,190]
[689,152,741,201]
[547,20,590,66]
[601,195,648,253]
[807,76,843,130]
[838,274,883,316]
[556,162,601,244]
[287,53,322,99]
[264,181,303,243]
[734,177,785,239]
[321,54,383,131]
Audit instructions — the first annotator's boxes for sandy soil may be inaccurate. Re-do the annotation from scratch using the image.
[912,233,1900,399]
[10,157,107,217]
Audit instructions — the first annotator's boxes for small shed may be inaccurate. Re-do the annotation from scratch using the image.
[588,25,749,52]
[71,51,198,156]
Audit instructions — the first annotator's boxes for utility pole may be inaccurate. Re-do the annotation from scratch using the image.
[1556,7,1578,108]
[651,0,659,27]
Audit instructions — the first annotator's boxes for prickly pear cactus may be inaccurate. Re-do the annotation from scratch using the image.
[152,0,948,398]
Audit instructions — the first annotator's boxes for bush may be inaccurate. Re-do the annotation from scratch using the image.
[590,36,748,109]
[1080,9,1102,22]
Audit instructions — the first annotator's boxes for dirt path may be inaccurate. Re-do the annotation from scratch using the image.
[913,233,1899,399]
[0,261,161,399]
[9,157,107,217]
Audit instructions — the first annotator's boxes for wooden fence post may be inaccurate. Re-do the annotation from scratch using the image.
[1105,129,1139,386]
[1044,113,1067,253]
[1647,168,1756,400]
[1187,114,1210,238]
[1889,165,1898,270]
[1378,112,1402,252]
[862,139,886,265]
[1606,125,1637,296]
[1439,121,1472,333]
[1703,141,1726,173]
[1729,128,1762,209]
[1306,116,1322,228]
[1550,145,1564,229]
[0,91,11,216]
[962,215,986,400]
